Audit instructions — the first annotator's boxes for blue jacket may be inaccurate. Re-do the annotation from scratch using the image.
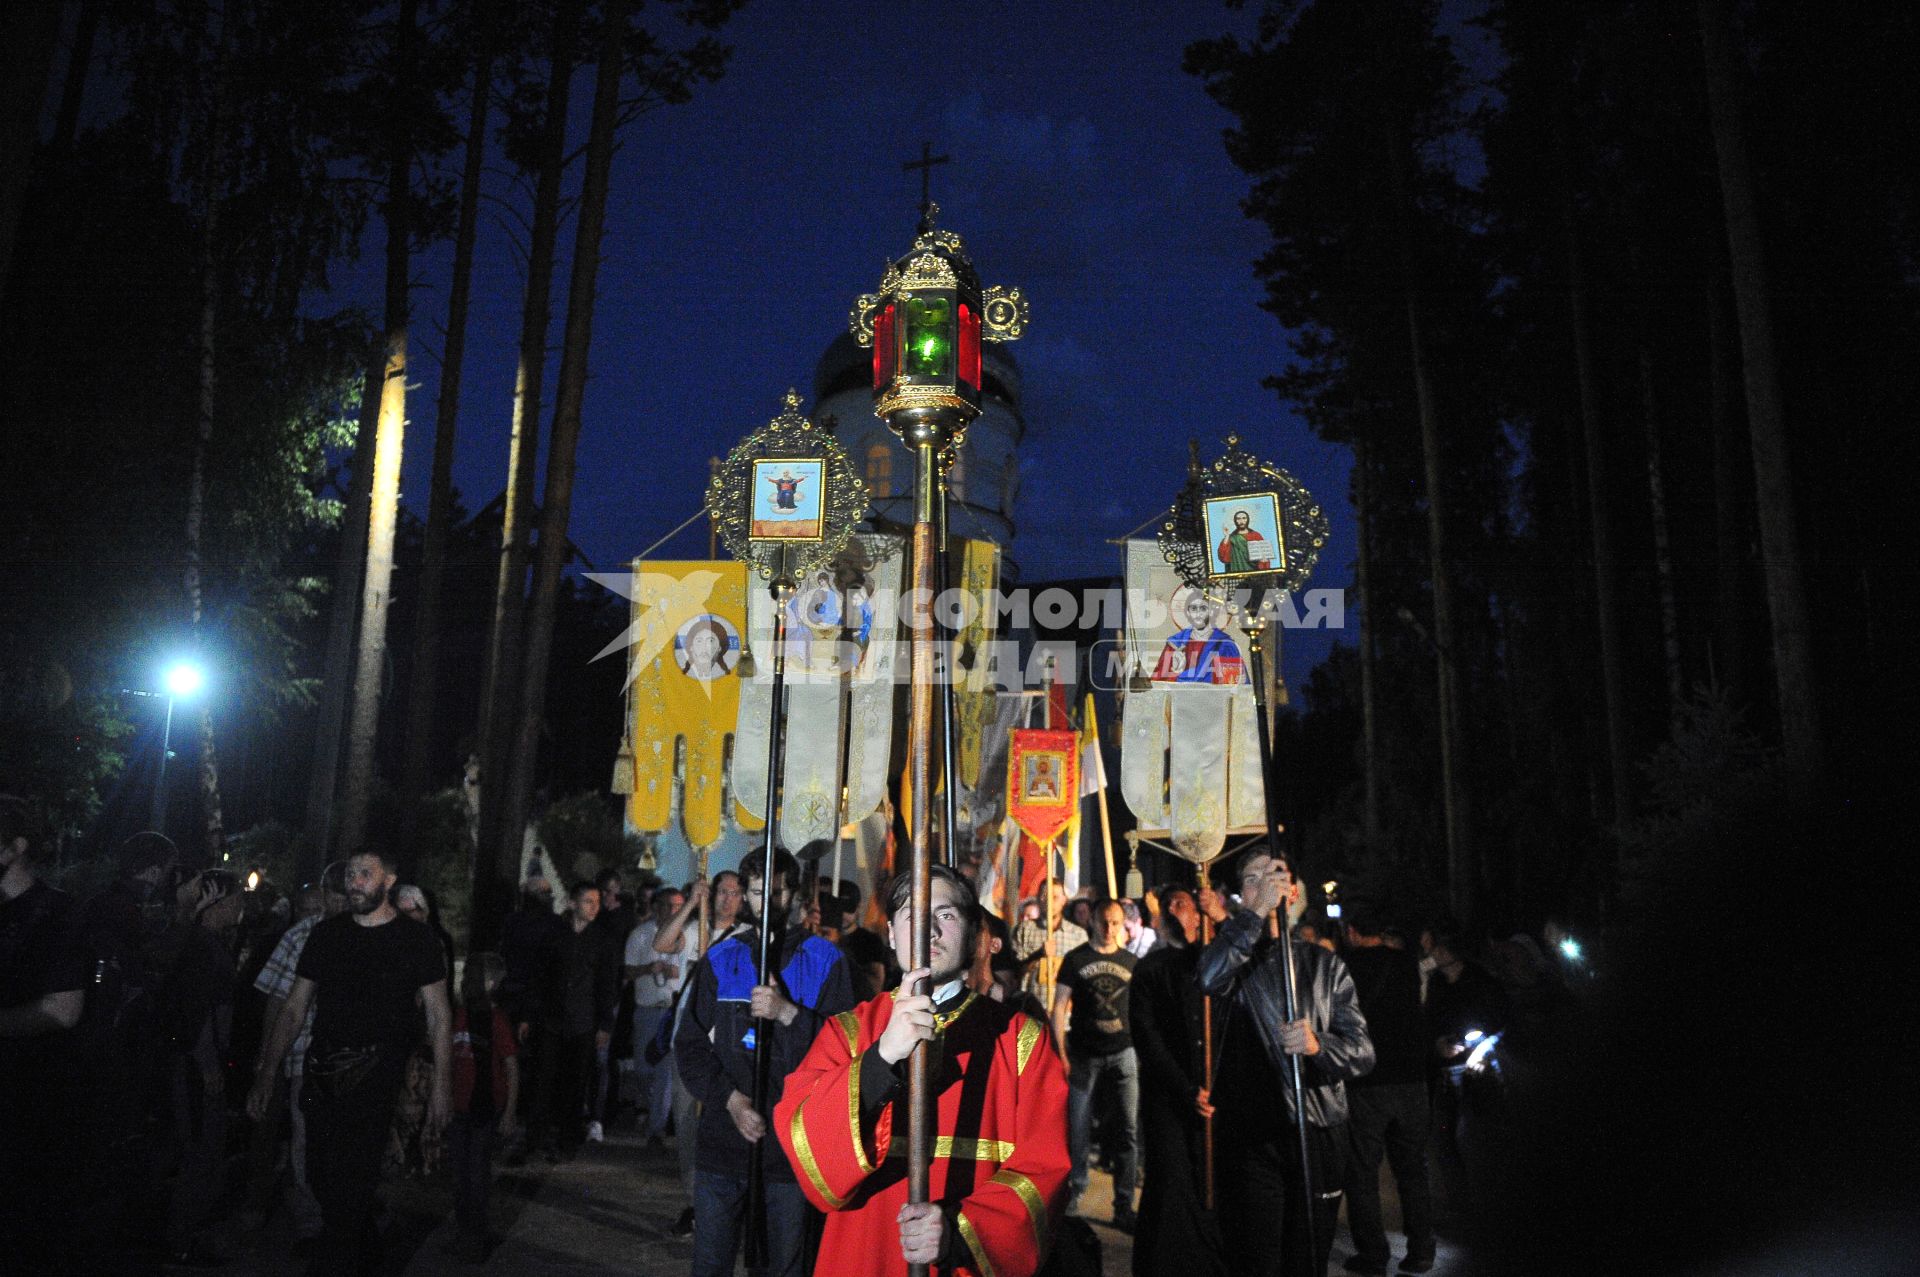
[674,928,855,1180]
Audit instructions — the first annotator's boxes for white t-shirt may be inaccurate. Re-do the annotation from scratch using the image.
[625,919,691,1008]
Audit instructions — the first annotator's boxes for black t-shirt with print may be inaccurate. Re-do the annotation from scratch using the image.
[1058,943,1138,1057]
[296,912,446,1056]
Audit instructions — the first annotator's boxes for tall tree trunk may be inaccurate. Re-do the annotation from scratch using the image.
[1385,127,1471,921]
[1561,173,1632,829]
[1638,342,1685,730]
[304,359,381,874]
[337,0,420,858]
[1706,266,1746,694]
[476,0,582,919]
[50,0,99,162]
[498,0,628,890]
[1698,0,1822,778]
[1353,436,1382,855]
[185,2,230,862]
[402,0,496,819]
[0,1,62,292]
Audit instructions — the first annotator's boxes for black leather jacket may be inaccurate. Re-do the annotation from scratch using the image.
[1196,909,1375,1127]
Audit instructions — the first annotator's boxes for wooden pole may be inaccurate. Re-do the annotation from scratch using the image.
[903,438,940,1277]
[1085,694,1118,899]
[1200,908,1215,1212]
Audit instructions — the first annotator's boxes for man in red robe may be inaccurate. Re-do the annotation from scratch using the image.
[775,864,1069,1276]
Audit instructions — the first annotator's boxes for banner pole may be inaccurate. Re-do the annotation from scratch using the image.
[1243,593,1316,1266]
[744,570,793,1271]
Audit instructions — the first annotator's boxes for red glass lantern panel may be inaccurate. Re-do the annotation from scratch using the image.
[873,302,896,388]
[958,301,981,392]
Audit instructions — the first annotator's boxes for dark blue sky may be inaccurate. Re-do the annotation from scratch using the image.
[380,0,1363,691]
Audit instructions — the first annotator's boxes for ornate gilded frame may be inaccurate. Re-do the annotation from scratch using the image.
[707,391,869,581]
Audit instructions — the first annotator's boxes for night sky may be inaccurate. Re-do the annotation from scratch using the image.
[366,0,1387,691]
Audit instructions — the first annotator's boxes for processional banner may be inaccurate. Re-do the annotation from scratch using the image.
[1118,538,1267,863]
[732,534,903,851]
[1007,727,1080,847]
[624,560,747,849]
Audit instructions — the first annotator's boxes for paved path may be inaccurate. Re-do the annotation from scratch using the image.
[221,1124,1471,1275]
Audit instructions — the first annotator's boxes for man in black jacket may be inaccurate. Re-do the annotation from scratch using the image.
[526,881,619,1161]
[1198,850,1374,1277]
[1340,913,1436,1275]
[674,849,854,1277]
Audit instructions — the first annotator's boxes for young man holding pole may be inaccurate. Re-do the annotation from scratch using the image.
[1197,849,1374,1277]
[676,848,854,1277]
[776,863,1070,1276]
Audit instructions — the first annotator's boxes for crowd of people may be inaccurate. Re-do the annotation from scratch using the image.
[0,787,1583,1276]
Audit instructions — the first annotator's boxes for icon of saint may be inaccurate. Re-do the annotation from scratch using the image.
[768,468,807,511]
[1027,756,1060,800]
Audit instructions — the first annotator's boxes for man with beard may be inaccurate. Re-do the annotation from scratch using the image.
[247,847,451,1275]
[776,863,1071,1277]
[676,850,855,1277]
[1130,884,1232,1277]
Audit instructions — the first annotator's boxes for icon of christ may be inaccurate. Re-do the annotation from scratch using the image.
[1217,507,1273,575]
[1154,588,1244,684]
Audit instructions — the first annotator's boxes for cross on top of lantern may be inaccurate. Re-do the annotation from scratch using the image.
[849,203,1029,448]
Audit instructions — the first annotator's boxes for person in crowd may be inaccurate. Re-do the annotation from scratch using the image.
[1198,849,1375,1277]
[1120,898,1157,958]
[776,862,1070,1277]
[1424,928,1508,1232]
[624,884,689,1149]
[1130,884,1231,1276]
[1051,898,1141,1229]
[1063,894,1095,937]
[1012,881,1087,1000]
[161,867,246,1265]
[247,846,452,1276]
[395,884,455,977]
[499,876,562,1034]
[1340,911,1436,1276]
[391,884,453,1175]
[652,872,746,1238]
[594,867,637,1132]
[448,952,518,1263]
[247,869,344,1246]
[526,881,619,1158]
[675,849,854,1277]
[75,830,188,1261]
[0,794,88,1268]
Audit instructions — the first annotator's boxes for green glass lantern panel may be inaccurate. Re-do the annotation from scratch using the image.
[903,294,953,379]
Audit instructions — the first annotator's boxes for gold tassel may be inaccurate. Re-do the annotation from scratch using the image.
[611,738,635,795]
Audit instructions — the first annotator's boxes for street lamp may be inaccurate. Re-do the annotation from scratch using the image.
[151,660,206,834]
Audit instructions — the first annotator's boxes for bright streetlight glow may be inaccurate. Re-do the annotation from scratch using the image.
[1559,936,1583,962]
[164,662,205,698]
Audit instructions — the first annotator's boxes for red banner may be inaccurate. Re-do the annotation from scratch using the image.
[1007,728,1079,846]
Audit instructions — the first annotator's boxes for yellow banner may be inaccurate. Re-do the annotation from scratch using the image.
[625,560,751,848]
[954,537,1002,786]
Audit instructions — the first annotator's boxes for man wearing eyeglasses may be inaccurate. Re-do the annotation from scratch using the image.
[777,863,1070,1277]
[1198,850,1374,1277]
